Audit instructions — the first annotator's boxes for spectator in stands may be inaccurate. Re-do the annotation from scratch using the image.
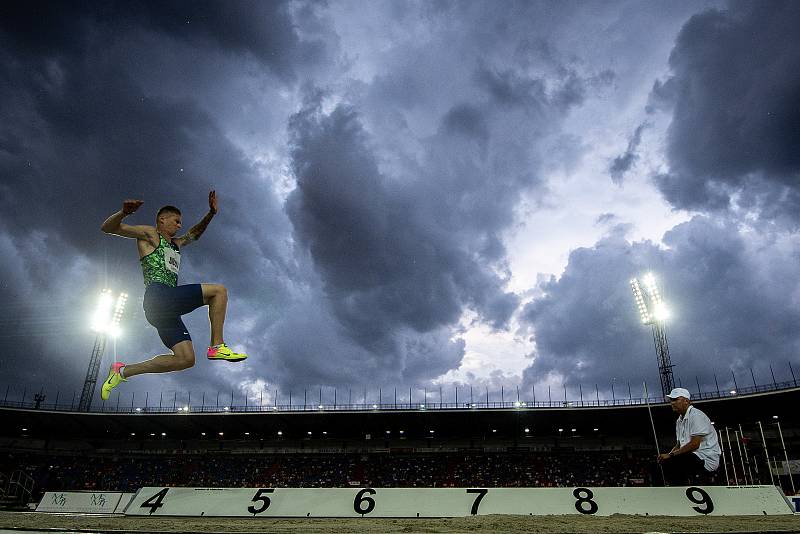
[657,387,720,485]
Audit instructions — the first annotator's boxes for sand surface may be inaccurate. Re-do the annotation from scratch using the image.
[1,511,798,533]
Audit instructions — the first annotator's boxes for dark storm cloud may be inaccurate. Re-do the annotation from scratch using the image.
[521,217,800,393]
[2,0,717,401]
[609,122,649,185]
[0,0,316,79]
[442,104,490,145]
[266,0,623,387]
[650,1,800,218]
[475,64,603,116]
[0,1,310,396]
[286,97,519,350]
[2,0,616,397]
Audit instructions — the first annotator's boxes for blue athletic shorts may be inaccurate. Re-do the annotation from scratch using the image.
[143,283,205,349]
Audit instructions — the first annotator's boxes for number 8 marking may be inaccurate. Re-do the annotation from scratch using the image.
[573,487,598,514]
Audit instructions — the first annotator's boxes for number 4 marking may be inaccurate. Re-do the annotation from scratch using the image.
[466,488,488,515]
[140,488,169,515]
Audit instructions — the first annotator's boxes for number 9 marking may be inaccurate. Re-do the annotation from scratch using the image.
[685,487,714,514]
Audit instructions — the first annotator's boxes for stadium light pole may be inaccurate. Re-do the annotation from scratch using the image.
[79,289,127,411]
[630,273,675,397]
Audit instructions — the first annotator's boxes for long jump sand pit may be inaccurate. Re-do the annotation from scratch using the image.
[1,511,799,533]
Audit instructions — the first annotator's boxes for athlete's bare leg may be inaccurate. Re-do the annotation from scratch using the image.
[202,283,227,346]
[121,341,196,378]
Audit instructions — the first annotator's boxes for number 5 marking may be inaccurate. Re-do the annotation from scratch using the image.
[247,488,275,515]
[466,488,488,515]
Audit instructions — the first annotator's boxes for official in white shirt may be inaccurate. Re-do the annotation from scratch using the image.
[657,387,721,485]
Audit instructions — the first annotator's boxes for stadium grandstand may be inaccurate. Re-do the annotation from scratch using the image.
[1,379,798,507]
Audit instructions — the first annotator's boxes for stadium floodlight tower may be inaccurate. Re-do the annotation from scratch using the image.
[630,273,675,397]
[79,289,127,411]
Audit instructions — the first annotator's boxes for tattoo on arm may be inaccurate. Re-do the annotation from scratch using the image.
[183,211,214,244]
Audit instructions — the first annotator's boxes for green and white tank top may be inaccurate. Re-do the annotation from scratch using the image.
[140,234,180,287]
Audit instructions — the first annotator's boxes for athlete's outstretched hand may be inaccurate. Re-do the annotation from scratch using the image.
[122,199,144,215]
[209,190,218,215]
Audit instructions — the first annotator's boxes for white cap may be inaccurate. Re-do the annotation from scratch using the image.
[666,387,691,400]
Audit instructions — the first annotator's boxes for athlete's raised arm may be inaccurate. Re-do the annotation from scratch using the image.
[101,199,156,241]
[174,190,217,247]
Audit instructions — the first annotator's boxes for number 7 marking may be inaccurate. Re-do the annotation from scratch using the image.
[466,488,488,515]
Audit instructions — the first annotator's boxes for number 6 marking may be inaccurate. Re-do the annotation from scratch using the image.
[353,488,376,515]
[686,487,714,514]
[466,488,488,515]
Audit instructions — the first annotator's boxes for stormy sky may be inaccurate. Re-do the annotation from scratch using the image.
[1,0,799,408]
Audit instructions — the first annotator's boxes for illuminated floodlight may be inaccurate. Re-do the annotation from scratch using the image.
[90,289,114,332]
[91,289,128,337]
[643,273,669,321]
[631,271,676,397]
[109,292,128,337]
[629,278,651,324]
[652,302,669,321]
[524,428,530,433]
